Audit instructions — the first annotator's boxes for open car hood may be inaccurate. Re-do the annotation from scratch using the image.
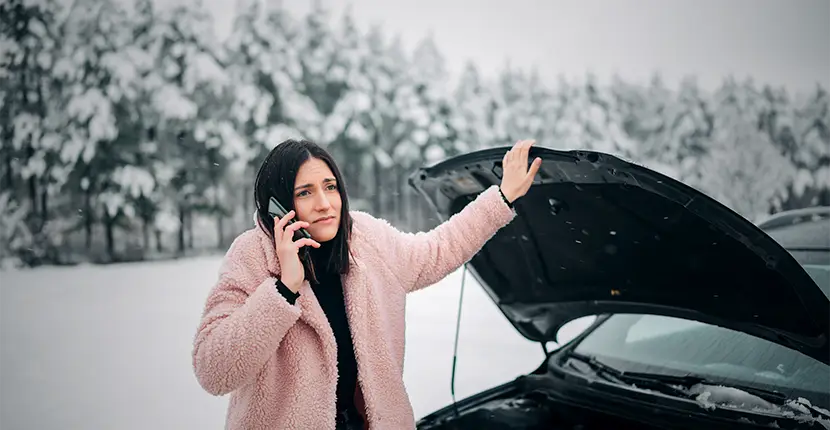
[409,147,829,364]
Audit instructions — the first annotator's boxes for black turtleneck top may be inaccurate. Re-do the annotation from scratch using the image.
[275,242,359,415]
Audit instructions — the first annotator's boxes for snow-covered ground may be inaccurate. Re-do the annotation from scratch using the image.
[0,256,593,430]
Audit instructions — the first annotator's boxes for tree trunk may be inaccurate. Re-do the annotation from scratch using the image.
[242,163,254,229]
[84,184,93,251]
[155,229,163,253]
[384,166,395,217]
[105,213,115,262]
[372,134,382,215]
[177,204,185,255]
[213,173,224,250]
[187,210,194,249]
[40,183,48,228]
[142,215,150,252]
[217,213,224,250]
[26,148,37,220]
[396,170,405,225]
[341,154,352,192]
[353,154,362,197]
[4,150,12,192]
[373,156,382,215]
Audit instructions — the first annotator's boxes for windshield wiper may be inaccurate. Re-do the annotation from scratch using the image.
[565,352,830,421]
[620,370,790,405]
[564,352,690,397]
[565,352,792,403]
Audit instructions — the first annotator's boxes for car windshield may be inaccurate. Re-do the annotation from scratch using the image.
[570,264,830,410]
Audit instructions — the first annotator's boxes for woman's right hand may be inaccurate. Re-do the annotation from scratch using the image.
[274,210,320,292]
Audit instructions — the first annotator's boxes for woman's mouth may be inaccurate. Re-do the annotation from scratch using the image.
[314,216,337,224]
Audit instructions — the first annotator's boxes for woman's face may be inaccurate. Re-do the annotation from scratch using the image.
[291,157,342,242]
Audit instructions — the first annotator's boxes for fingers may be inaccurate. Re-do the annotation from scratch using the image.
[525,157,542,183]
[504,141,516,163]
[273,212,289,243]
[518,139,531,163]
[281,219,310,243]
[505,139,536,170]
[274,215,318,250]
[504,141,516,165]
[293,238,321,250]
[275,210,294,231]
[284,219,310,234]
[274,210,299,242]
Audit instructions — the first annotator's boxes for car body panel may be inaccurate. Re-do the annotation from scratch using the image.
[409,147,829,364]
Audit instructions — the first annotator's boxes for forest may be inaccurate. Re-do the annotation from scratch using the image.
[2,0,827,267]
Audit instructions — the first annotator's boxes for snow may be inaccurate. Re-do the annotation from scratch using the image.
[100,191,127,217]
[346,120,370,142]
[19,257,827,429]
[0,262,562,429]
[153,207,181,233]
[111,165,156,198]
[424,145,446,163]
[152,85,198,121]
[186,53,229,88]
[373,147,395,169]
[689,383,773,411]
[0,193,32,269]
[216,122,249,161]
[687,384,830,429]
[260,124,303,149]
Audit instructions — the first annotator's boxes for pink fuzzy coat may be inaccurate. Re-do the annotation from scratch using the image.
[192,185,516,429]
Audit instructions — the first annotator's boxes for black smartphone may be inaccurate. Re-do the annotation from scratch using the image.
[268,196,312,240]
[268,196,318,284]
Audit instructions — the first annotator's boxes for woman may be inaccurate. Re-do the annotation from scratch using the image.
[192,138,542,430]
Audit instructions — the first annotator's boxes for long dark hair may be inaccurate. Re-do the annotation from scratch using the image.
[254,139,353,277]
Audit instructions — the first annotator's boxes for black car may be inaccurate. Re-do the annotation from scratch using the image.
[409,147,830,430]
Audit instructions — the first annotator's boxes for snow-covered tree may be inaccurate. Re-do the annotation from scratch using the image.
[625,75,712,181]
[542,73,634,159]
[777,87,830,209]
[1,1,825,266]
[453,62,498,151]
[405,34,458,163]
[51,0,148,260]
[145,0,235,253]
[0,0,64,263]
[692,78,796,220]
[337,26,412,215]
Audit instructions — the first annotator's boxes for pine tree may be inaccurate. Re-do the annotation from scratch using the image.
[0,2,823,266]
[453,62,497,151]
[0,0,64,264]
[693,77,796,220]
[55,0,149,261]
[146,0,234,254]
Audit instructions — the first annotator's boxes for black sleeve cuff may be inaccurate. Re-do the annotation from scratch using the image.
[275,279,300,305]
[498,187,514,209]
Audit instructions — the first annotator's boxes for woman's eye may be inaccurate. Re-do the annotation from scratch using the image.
[296,190,309,197]
[327,184,338,191]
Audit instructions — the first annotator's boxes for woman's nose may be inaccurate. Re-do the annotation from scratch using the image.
[314,194,332,210]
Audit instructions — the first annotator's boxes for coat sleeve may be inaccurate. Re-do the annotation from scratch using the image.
[191,232,302,396]
[373,185,516,293]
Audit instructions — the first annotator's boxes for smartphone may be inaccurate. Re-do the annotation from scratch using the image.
[268,196,318,284]
[268,196,312,240]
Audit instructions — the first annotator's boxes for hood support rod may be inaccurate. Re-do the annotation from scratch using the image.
[450,265,468,418]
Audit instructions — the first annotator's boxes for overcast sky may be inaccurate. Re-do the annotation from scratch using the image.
[195,0,829,92]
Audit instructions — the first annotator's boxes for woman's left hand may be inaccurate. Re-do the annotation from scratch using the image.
[500,139,542,203]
